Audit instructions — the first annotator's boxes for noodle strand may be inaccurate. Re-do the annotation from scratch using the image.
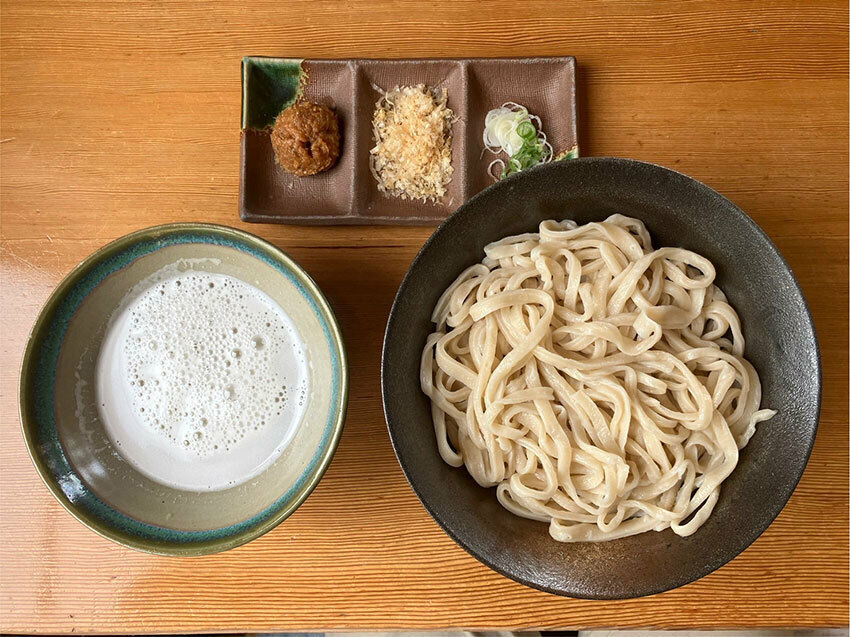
[420,216,775,542]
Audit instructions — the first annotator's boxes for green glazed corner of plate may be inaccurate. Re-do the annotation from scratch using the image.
[555,144,580,161]
[241,57,306,130]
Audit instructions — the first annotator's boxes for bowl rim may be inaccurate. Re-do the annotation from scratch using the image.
[19,222,349,556]
[382,156,822,598]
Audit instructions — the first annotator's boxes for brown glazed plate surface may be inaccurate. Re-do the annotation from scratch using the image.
[381,157,821,598]
[240,57,577,225]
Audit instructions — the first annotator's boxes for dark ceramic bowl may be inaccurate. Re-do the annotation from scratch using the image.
[382,157,821,598]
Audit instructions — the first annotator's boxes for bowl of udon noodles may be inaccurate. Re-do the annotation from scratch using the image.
[381,157,820,598]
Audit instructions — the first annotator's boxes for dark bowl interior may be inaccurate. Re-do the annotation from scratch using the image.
[381,157,821,599]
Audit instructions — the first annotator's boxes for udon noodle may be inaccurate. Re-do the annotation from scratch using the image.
[420,215,775,542]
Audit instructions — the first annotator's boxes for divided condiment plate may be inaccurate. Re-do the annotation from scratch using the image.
[240,57,577,225]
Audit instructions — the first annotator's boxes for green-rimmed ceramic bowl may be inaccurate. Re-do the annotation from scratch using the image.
[19,223,348,555]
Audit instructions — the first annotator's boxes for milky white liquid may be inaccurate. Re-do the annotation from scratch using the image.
[96,271,310,491]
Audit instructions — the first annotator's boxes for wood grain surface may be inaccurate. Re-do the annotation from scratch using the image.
[1,0,847,632]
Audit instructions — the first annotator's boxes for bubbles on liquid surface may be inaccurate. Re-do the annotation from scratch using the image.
[96,270,311,491]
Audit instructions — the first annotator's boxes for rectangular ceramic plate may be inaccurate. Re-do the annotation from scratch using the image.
[240,57,577,225]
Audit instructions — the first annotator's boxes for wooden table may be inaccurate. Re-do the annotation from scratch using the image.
[2,1,847,632]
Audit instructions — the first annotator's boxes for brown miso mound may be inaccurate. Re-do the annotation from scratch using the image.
[271,101,340,176]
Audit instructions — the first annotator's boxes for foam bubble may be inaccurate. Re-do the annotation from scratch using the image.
[96,271,310,491]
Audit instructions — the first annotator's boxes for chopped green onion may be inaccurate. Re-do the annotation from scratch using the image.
[483,102,554,180]
[516,120,536,140]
